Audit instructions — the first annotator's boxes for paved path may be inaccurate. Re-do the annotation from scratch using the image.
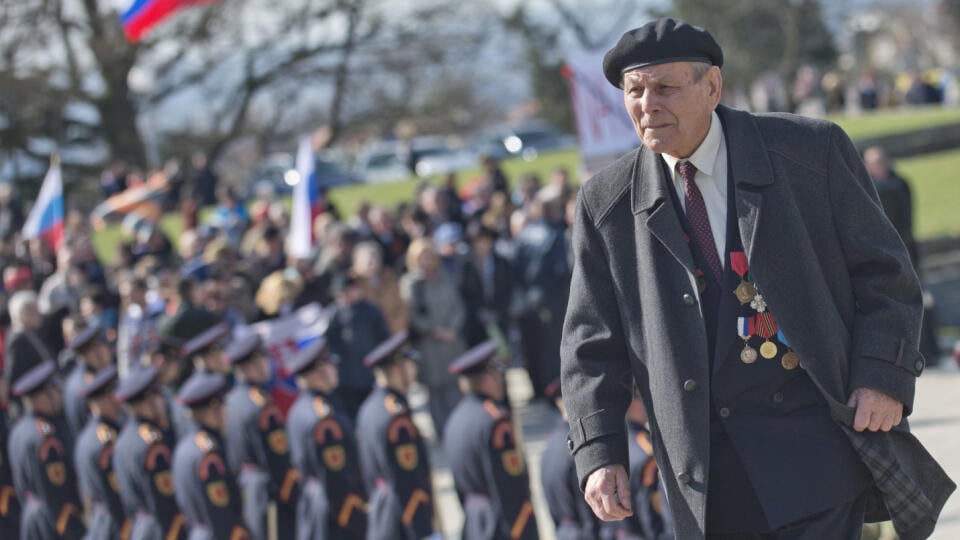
[420,361,960,539]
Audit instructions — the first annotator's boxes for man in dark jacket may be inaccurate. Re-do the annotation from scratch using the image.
[325,274,391,422]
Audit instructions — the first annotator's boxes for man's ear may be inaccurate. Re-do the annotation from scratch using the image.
[707,66,723,105]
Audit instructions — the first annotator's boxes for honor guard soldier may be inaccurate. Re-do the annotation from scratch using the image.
[113,366,187,540]
[74,365,129,540]
[172,371,251,540]
[143,336,193,441]
[611,391,672,540]
[286,337,368,540]
[181,322,232,378]
[356,332,439,540]
[224,333,301,540]
[539,379,606,540]
[0,408,22,537]
[443,341,538,540]
[63,324,114,439]
[7,362,87,539]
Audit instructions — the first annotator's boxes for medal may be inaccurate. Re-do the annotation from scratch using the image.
[781,352,800,370]
[741,344,758,364]
[760,341,778,359]
[737,317,756,363]
[730,252,755,305]
[750,293,767,313]
[695,269,707,294]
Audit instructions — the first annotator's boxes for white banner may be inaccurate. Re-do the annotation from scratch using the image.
[565,51,639,161]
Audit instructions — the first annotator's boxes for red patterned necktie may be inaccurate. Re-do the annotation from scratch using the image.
[677,160,722,283]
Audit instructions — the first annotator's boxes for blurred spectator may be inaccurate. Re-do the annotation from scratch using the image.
[201,280,245,331]
[116,277,161,376]
[207,187,250,246]
[38,249,80,316]
[244,226,286,286]
[351,242,407,334]
[401,238,466,440]
[511,193,571,400]
[481,155,509,194]
[99,162,128,198]
[78,285,118,342]
[4,290,54,392]
[325,274,391,422]
[0,184,24,240]
[462,177,494,220]
[441,173,465,224]
[158,276,220,342]
[315,225,357,306]
[512,173,541,209]
[858,71,879,110]
[905,72,942,105]
[418,185,459,231]
[464,222,512,346]
[254,269,303,320]
[368,206,409,271]
[191,152,219,206]
[163,158,186,211]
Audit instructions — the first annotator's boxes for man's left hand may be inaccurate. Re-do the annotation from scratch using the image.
[847,387,903,432]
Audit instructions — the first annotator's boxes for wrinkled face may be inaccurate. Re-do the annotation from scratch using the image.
[622,62,722,159]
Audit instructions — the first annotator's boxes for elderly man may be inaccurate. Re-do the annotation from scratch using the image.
[560,18,953,540]
[4,290,55,396]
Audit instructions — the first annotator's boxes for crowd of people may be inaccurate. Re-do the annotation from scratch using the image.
[0,153,680,539]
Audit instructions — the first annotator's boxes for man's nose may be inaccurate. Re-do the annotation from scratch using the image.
[638,90,661,113]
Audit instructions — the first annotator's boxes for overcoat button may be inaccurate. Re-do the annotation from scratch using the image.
[677,472,692,485]
[682,293,696,306]
[719,407,730,418]
[772,392,784,403]
[567,438,574,451]
[683,380,697,392]
[915,359,924,372]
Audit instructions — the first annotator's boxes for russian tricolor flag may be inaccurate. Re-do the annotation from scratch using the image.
[23,159,65,252]
[287,136,321,259]
[114,0,221,42]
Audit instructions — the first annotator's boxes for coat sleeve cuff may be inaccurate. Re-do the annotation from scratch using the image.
[571,434,629,491]
[849,328,921,415]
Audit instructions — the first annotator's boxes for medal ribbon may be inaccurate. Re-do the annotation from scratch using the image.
[730,251,748,278]
[737,317,751,339]
[755,312,777,339]
[777,329,790,347]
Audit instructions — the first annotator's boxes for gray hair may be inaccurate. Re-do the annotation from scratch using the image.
[8,290,38,331]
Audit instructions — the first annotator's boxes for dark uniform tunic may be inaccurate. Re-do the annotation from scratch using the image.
[540,417,604,540]
[0,411,22,537]
[224,381,301,540]
[7,412,86,539]
[610,423,672,540]
[63,362,94,439]
[443,393,538,540]
[74,416,128,540]
[113,417,187,540]
[356,385,434,540]
[287,390,367,540]
[162,385,193,442]
[172,427,250,540]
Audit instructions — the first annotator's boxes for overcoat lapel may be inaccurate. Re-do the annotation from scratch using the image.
[631,144,697,278]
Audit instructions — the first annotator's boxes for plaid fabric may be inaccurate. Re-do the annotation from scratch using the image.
[841,425,954,539]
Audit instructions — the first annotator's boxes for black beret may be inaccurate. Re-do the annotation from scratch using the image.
[115,365,161,403]
[225,333,264,365]
[449,340,502,376]
[285,337,336,376]
[13,362,57,397]
[80,365,119,399]
[181,323,230,358]
[364,331,409,368]
[177,371,228,409]
[603,18,723,88]
[69,324,103,352]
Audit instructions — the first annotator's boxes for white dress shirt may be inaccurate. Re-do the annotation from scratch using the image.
[661,110,728,266]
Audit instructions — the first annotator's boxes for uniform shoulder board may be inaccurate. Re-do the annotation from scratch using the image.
[96,423,117,445]
[194,432,215,452]
[312,396,330,419]
[138,424,161,445]
[384,394,406,416]
[34,419,54,437]
[482,400,505,420]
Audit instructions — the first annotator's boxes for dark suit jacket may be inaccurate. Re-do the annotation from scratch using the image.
[561,105,953,539]
[4,330,51,390]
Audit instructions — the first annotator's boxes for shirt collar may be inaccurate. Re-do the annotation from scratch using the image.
[661,110,723,177]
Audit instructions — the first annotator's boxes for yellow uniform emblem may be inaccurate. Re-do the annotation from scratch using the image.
[154,471,174,496]
[395,443,418,471]
[268,430,288,455]
[46,462,66,486]
[501,449,524,476]
[322,445,345,472]
[206,481,230,507]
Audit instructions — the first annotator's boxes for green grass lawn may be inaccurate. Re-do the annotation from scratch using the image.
[91,106,960,264]
[896,148,960,241]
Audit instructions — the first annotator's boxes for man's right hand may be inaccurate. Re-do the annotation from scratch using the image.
[584,464,633,521]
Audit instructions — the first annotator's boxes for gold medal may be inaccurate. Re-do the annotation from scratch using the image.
[734,281,757,305]
[781,352,800,370]
[740,344,758,364]
[760,340,778,359]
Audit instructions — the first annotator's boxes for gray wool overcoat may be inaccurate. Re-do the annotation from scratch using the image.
[560,104,954,539]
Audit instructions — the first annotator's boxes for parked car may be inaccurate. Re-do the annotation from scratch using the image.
[354,136,476,183]
[247,152,359,196]
[474,121,577,161]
